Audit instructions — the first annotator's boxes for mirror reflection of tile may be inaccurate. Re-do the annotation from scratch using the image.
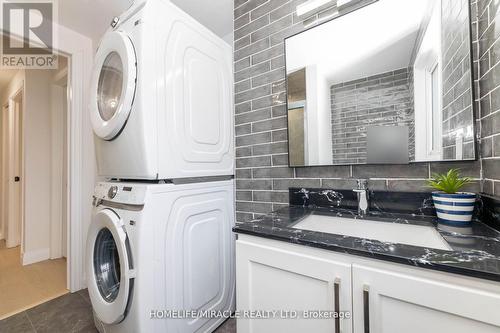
[285,0,475,166]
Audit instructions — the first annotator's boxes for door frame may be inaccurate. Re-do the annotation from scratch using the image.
[3,24,94,292]
[56,27,94,293]
[0,103,7,242]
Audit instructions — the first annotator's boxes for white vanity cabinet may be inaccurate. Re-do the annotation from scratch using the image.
[236,235,500,333]
[236,236,353,333]
[352,263,500,333]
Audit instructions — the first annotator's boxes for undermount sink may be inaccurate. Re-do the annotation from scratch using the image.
[293,214,452,251]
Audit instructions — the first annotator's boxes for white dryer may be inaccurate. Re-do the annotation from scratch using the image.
[86,180,236,333]
[90,0,234,180]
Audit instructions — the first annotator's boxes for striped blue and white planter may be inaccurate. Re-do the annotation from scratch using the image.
[432,192,476,226]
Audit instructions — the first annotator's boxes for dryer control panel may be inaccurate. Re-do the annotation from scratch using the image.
[94,182,147,205]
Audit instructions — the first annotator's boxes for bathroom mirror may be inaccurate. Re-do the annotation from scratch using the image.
[285,0,476,167]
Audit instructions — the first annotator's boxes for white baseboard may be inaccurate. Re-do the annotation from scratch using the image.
[22,248,50,265]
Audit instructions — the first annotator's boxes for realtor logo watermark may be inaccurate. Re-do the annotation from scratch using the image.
[0,0,58,69]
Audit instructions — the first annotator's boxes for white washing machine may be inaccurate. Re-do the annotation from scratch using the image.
[86,180,236,333]
[90,0,234,180]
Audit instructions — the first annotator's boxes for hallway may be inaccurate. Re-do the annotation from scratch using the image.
[0,240,67,319]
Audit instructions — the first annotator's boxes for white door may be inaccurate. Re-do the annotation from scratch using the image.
[86,208,133,325]
[90,31,136,140]
[352,263,500,333]
[13,97,22,248]
[236,236,352,333]
[5,95,23,249]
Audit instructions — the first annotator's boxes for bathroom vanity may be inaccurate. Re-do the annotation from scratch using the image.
[233,189,500,333]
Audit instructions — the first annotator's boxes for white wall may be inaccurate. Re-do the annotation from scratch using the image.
[23,70,53,264]
[222,32,233,47]
[50,64,68,259]
[305,65,319,165]
[285,0,430,85]
[316,68,333,165]
[304,65,333,165]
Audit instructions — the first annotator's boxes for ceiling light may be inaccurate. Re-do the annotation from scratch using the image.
[337,0,355,7]
[296,0,336,19]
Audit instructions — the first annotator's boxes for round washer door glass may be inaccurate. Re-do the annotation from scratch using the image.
[86,208,132,325]
[93,227,121,302]
[97,52,123,122]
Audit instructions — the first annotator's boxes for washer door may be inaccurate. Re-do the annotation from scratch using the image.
[87,208,133,324]
[90,31,136,140]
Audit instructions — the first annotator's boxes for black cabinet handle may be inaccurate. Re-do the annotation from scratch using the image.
[363,285,370,333]
[14,176,20,182]
[334,278,341,333]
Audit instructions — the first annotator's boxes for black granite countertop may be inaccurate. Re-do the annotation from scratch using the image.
[233,189,500,282]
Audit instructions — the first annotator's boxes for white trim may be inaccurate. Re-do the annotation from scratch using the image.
[0,103,8,244]
[54,24,94,293]
[22,247,50,266]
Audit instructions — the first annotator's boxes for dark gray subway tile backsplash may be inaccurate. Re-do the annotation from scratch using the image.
[233,0,496,222]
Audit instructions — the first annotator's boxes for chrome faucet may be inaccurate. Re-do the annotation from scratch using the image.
[353,179,369,216]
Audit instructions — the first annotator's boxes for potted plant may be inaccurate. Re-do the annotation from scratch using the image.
[426,169,476,226]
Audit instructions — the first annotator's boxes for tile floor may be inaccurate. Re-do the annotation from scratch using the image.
[0,290,237,333]
[0,240,68,319]
[0,290,95,333]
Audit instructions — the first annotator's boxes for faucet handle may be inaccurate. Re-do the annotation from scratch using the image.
[356,179,368,190]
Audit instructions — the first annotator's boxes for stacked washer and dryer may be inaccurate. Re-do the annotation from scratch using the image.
[86,1,235,332]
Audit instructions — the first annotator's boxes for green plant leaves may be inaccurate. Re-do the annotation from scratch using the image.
[425,168,473,194]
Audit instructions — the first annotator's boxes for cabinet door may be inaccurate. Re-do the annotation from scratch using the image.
[352,263,500,333]
[236,237,352,333]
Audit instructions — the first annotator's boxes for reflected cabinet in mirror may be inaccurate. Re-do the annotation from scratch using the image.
[285,0,476,167]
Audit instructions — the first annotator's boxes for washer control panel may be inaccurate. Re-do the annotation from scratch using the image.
[94,182,147,205]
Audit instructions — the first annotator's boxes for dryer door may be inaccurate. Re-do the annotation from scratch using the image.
[86,208,133,325]
[90,31,137,140]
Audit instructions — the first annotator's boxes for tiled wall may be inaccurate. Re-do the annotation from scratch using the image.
[234,0,482,223]
[477,0,500,196]
[442,0,475,160]
[330,68,415,164]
